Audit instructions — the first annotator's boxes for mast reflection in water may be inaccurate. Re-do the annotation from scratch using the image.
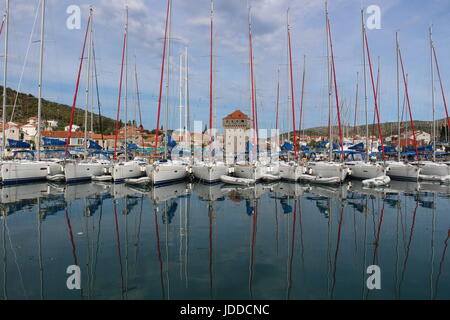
[0,180,449,300]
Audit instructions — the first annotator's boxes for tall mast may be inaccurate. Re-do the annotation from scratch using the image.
[124,6,128,157]
[209,0,214,147]
[36,0,46,161]
[364,29,385,161]
[325,1,332,160]
[396,32,401,161]
[184,47,188,144]
[361,9,369,161]
[164,1,173,159]
[248,6,257,161]
[84,7,93,152]
[179,53,183,138]
[431,31,450,147]
[134,57,143,150]
[154,0,171,157]
[275,68,280,136]
[113,8,128,159]
[287,9,298,159]
[65,11,91,158]
[326,7,345,160]
[353,72,359,144]
[2,0,8,158]
[429,26,436,162]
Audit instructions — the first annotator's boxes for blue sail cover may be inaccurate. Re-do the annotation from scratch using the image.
[349,143,365,150]
[167,135,177,149]
[7,139,30,149]
[301,145,311,151]
[405,145,433,153]
[281,141,293,151]
[88,140,102,150]
[43,137,66,147]
[317,140,328,149]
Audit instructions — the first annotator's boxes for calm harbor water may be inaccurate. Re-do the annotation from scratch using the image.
[0,180,449,300]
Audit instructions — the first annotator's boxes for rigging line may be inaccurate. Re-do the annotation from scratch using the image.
[431,45,450,138]
[92,39,104,143]
[10,0,41,122]
[326,15,345,160]
[154,0,171,156]
[364,31,385,160]
[113,20,127,160]
[65,15,91,157]
[287,13,298,158]
[398,47,419,159]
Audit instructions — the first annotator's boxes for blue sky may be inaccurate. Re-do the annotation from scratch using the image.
[3,0,450,133]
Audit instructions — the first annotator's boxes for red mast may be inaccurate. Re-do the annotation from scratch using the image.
[398,47,419,159]
[431,45,450,138]
[65,15,91,157]
[113,24,127,160]
[364,31,385,160]
[326,15,345,159]
[154,0,171,156]
[0,17,5,36]
[287,11,298,158]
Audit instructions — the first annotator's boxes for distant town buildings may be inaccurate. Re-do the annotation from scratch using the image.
[0,113,442,154]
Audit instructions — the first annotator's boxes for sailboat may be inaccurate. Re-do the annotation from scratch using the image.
[64,8,107,183]
[192,0,229,183]
[386,33,420,181]
[347,9,387,181]
[233,6,268,182]
[111,7,146,183]
[305,3,349,183]
[279,10,307,182]
[1,0,64,185]
[146,0,189,185]
[418,27,450,180]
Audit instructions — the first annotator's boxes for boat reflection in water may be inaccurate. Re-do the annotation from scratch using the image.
[0,179,449,300]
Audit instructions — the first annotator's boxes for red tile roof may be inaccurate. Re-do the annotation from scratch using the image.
[224,110,249,120]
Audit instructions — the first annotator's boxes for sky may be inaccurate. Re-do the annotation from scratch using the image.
[3,0,450,134]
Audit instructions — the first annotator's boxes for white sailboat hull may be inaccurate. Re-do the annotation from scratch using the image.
[308,162,349,182]
[386,162,420,181]
[1,161,61,185]
[279,163,307,181]
[64,162,105,183]
[192,163,229,183]
[419,162,450,177]
[146,163,188,185]
[234,164,268,181]
[112,162,144,182]
[347,162,385,180]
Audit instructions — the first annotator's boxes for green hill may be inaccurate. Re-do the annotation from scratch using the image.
[283,119,449,141]
[0,86,120,134]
